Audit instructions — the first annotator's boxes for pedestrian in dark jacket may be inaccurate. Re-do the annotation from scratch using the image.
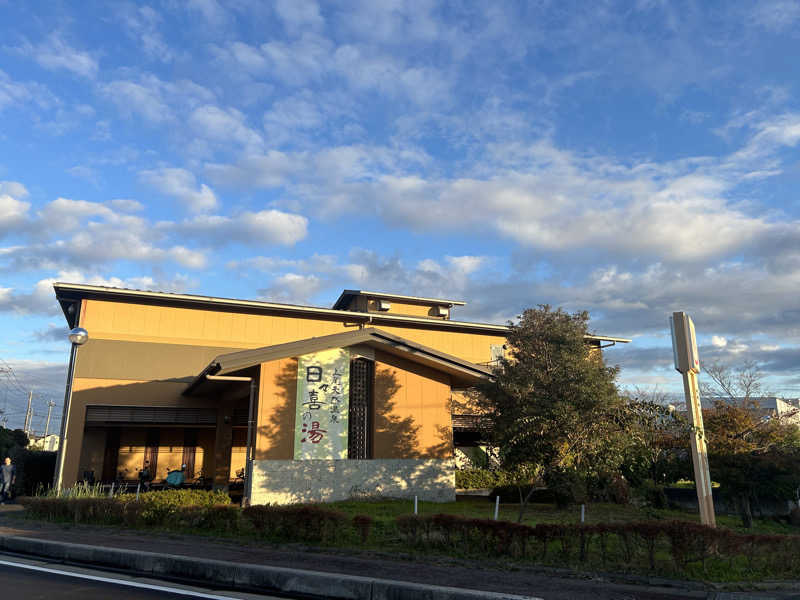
[0,457,16,504]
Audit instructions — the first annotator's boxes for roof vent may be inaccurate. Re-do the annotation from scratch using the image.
[376,299,391,311]
[432,305,450,318]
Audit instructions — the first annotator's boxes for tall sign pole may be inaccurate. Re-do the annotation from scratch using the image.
[670,312,716,527]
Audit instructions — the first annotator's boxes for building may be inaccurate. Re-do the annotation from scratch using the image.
[690,397,800,425]
[52,283,629,504]
[29,433,60,452]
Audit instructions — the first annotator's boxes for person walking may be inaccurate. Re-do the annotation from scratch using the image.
[0,457,16,504]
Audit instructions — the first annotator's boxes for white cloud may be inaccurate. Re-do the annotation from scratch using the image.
[101,75,215,124]
[0,271,194,316]
[139,167,218,212]
[711,335,727,348]
[188,105,263,150]
[166,210,308,246]
[259,273,324,304]
[237,249,490,310]
[204,122,798,265]
[260,33,333,85]
[0,194,31,237]
[37,197,114,232]
[66,166,100,186]
[18,34,98,79]
[275,0,324,31]
[0,181,29,198]
[117,4,175,62]
[205,151,300,188]
[187,0,229,25]
[109,199,144,212]
[751,0,800,32]
[0,69,57,112]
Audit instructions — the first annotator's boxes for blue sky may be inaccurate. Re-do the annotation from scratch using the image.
[2,1,800,431]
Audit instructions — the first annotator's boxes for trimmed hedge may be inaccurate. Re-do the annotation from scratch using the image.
[396,513,800,577]
[19,493,373,546]
[18,495,800,579]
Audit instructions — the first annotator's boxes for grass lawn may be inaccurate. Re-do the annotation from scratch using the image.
[328,496,795,535]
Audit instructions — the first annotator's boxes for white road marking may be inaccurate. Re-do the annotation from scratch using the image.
[0,557,248,599]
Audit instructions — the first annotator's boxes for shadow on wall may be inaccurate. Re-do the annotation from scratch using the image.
[258,361,423,460]
[251,360,455,504]
[256,361,298,461]
[374,365,421,459]
[250,457,456,505]
[65,379,227,486]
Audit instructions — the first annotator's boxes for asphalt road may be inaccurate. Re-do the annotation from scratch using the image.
[0,555,285,600]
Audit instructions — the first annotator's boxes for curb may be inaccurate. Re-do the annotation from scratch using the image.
[0,535,542,600]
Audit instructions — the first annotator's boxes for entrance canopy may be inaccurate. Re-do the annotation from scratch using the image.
[184,327,492,397]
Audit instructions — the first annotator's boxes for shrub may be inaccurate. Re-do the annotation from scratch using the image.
[175,504,240,533]
[352,515,373,544]
[389,513,800,578]
[117,488,230,507]
[544,468,587,508]
[636,479,669,509]
[115,489,231,526]
[456,468,527,489]
[242,504,348,544]
[396,514,423,544]
[601,474,630,505]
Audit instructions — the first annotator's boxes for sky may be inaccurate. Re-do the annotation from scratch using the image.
[1,0,800,433]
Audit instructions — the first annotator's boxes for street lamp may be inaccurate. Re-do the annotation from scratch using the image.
[53,326,89,489]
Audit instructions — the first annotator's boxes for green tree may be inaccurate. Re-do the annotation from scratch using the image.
[700,361,800,527]
[476,305,631,519]
[0,427,29,458]
[703,400,800,528]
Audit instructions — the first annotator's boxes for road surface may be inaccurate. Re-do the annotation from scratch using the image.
[0,554,285,600]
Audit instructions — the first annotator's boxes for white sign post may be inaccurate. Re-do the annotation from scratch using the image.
[670,312,716,528]
[294,348,350,459]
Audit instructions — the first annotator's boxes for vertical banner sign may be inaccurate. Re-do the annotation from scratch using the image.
[294,348,350,459]
[670,311,716,528]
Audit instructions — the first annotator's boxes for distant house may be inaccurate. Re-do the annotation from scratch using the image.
[28,434,60,452]
[675,396,800,424]
[52,283,628,505]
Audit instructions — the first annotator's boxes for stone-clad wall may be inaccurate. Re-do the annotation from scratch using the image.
[250,458,455,505]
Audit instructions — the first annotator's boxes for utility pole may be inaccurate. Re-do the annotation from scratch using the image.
[44,400,56,437]
[24,391,33,434]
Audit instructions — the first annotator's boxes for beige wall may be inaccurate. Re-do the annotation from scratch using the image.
[255,358,297,460]
[79,299,505,365]
[373,350,453,459]
[365,298,447,319]
[78,428,106,479]
[252,352,453,461]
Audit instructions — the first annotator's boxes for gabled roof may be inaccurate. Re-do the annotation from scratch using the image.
[183,327,493,396]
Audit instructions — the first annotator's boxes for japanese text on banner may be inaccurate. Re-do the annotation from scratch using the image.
[294,348,350,459]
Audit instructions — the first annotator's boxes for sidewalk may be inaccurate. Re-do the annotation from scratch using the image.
[0,508,795,600]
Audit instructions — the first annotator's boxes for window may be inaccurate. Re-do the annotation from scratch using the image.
[348,357,373,459]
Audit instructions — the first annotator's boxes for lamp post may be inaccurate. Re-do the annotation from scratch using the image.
[53,326,89,490]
